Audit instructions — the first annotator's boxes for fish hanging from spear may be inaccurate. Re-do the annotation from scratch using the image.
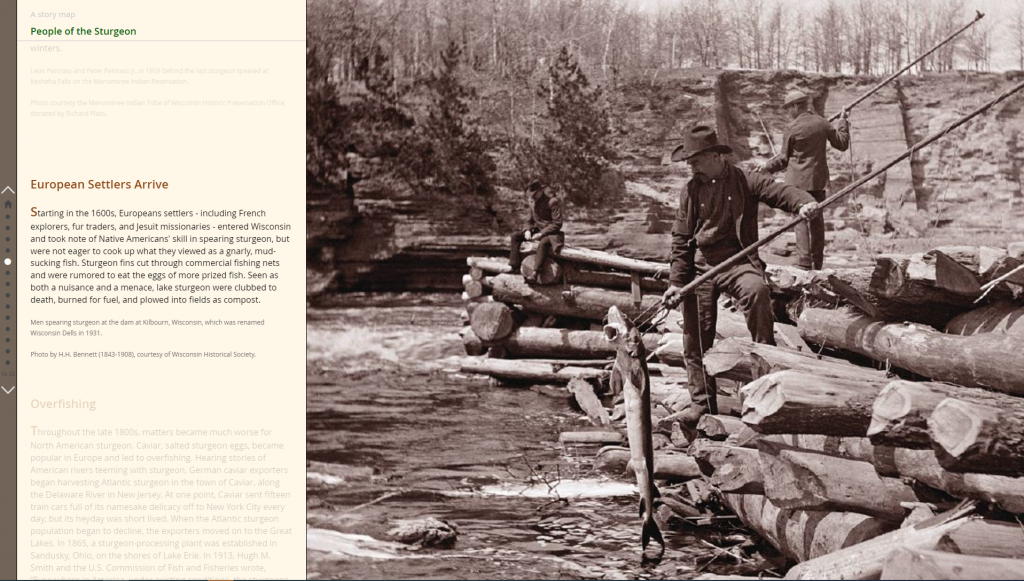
[604,305,665,562]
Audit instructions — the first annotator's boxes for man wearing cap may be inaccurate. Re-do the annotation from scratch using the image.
[662,125,819,425]
[509,180,564,282]
[756,89,850,270]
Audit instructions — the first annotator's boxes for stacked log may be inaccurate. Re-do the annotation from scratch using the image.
[721,493,894,562]
[928,398,1024,476]
[798,307,1024,395]
[703,336,889,385]
[740,370,889,436]
[458,247,730,529]
[458,358,608,384]
[455,242,1024,578]
[765,263,961,327]
[756,440,920,521]
[490,273,662,322]
[693,245,1024,576]
[944,300,1024,336]
[461,248,673,358]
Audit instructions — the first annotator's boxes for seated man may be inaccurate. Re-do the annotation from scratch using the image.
[663,125,819,425]
[509,180,564,282]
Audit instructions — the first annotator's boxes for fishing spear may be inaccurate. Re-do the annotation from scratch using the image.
[653,78,1024,314]
[752,106,777,156]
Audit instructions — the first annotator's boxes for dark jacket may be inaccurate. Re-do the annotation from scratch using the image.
[527,193,564,239]
[765,111,850,191]
[669,163,814,286]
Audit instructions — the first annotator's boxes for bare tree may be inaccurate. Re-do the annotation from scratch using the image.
[879,0,906,74]
[730,0,766,69]
[932,0,966,72]
[765,0,790,69]
[311,0,1016,93]
[1013,0,1024,71]
[682,0,726,67]
[813,0,846,73]
[848,0,877,74]
[602,1,622,79]
[962,18,992,72]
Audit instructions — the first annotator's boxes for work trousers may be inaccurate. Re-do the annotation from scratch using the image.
[795,189,826,270]
[509,231,563,271]
[680,256,775,422]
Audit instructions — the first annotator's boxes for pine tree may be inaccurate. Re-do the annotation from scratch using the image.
[537,47,614,206]
[407,42,494,198]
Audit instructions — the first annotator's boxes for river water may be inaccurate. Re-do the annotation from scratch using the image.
[306,294,760,580]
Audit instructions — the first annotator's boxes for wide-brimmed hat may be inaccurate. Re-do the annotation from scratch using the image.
[670,125,733,162]
[783,89,809,107]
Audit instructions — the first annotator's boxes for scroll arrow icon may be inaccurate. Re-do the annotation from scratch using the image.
[1,386,13,394]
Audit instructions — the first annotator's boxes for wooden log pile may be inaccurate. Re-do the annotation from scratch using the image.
[698,244,1024,576]
[458,248,726,523]
[461,247,674,360]
[456,242,1024,578]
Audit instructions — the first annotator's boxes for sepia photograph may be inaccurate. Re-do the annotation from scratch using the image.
[306,0,1024,578]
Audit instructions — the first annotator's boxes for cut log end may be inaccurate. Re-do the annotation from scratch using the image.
[935,250,982,296]
[697,414,746,440]
[867,382,913,437]
[739,376,784,428]
[470,302,517,342]
[464,280,485,299]
[871,258,906,299]
[828,273,882,318]
[928,398,986,459]
[460,327,486,357]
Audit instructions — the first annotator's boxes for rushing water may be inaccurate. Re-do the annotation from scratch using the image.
[306,294,760,580]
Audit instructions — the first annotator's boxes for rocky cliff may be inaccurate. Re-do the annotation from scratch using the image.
[308,69,1024,295]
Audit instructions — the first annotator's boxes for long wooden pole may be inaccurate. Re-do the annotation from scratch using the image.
[662,77,1024,311]
[754,109,777,156]
[827,11,984,121]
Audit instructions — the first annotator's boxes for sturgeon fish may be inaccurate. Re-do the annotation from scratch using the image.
[604,305,665,562]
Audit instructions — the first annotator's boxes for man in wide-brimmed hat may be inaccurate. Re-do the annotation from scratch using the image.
[755,89,850,270]
[509,180,564,282]
[663,124,820,426]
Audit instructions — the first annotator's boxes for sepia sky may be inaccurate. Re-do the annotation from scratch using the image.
[631,0,1020,72]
